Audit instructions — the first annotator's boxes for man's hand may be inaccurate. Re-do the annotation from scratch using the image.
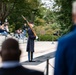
[36,36,38,39]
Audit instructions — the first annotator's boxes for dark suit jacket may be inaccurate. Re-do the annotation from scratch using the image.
[0,65,44,75]
[54,27,76,75]
[26,28,36,52]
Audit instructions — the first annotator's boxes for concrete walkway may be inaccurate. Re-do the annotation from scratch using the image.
[19,41,57,75]
[0,36,58,75]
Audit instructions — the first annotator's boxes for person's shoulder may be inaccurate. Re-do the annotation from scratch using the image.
[20,66,44,75]
[28,69,44,75]
[0,68,4,74]
[58,31,76,44]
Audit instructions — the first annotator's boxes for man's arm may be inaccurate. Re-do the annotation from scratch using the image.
[54,40,67,75]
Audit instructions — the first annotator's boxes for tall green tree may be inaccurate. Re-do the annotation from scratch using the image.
[0,0,16,23]
[0,0,41,29]
[8,0,41,30]
[54,0,73,35]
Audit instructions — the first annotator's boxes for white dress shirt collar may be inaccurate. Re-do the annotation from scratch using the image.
[2,61,21,68]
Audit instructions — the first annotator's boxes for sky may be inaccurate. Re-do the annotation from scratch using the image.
[41,0,55,9]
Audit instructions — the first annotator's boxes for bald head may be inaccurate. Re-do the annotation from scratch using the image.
[1,38,21,62]
[2,38,19,50]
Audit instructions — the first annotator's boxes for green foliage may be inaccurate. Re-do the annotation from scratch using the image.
[34,24,60,41]
[35,17,46,26]
[51,23,60,30]
[38,35,59,41]
[0,0,62,41]
[7,0,41,30]
[9,24,15,32]
[54,0,73,35]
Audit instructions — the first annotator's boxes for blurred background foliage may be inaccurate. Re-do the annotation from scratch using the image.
[0,0,74,41]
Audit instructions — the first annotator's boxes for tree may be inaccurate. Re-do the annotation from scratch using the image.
[0,0,41,28]
[8,0,41,30]
[0,0,17,24]
[54,0,73,35]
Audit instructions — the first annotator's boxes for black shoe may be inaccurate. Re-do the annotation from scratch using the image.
[31,61,36,62]
[29,60,32,62]
[29,60,36,62]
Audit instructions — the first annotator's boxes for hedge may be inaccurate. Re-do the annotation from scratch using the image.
[38,34,59,41]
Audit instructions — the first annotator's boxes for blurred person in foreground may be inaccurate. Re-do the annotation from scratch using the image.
[0,38,44,75]
[54,1,76,75]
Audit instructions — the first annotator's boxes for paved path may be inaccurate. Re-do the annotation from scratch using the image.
[20,41,57,75]
[0,36,58,75]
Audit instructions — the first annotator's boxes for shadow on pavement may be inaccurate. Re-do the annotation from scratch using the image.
[21,51,55,65]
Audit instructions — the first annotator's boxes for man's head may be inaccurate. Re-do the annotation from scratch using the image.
[30,23,34,28]
[72,1,76,24]
[0,38,21,62]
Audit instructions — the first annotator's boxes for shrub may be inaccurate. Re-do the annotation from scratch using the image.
[38,34,59,41]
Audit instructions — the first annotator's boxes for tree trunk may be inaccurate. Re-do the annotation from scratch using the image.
[0,1,15,24]
[1,19,5,24]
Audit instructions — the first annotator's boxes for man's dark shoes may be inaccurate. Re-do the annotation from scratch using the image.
[29,60,36,62]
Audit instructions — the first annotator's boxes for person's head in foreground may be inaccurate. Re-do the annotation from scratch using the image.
[0,38,44,75]
[0,38,21,62]
[54,1,76,75]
